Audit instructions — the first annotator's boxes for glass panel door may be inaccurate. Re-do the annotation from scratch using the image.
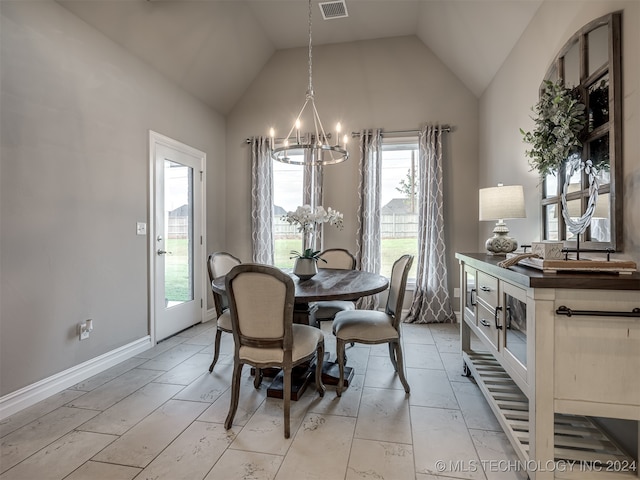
[164,160,194,307]
[152,133,204,342]
[501,282,528,375]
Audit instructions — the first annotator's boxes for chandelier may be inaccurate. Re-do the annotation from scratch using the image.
[269,0,349,166]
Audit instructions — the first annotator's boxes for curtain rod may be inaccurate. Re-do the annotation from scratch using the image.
[245,126,452,144]
[351,126,452,137]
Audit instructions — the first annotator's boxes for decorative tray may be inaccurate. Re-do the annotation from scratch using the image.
[506,254,637,274]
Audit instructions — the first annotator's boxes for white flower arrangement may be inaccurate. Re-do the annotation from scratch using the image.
[282,205,344,233]
[283,205,344,260]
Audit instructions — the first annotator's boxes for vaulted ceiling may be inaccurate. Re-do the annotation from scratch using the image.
[57,0,542,115]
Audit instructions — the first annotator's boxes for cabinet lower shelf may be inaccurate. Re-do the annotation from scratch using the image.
[463,350,638,479]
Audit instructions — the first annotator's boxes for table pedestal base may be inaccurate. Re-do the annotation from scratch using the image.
[266,353,354,399]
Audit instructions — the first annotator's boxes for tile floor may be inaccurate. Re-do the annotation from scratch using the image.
[0,321,528,480]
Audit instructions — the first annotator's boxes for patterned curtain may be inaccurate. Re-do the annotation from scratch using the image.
[250,137,274,264]
[355,129,382,310]
[406,126,455,323]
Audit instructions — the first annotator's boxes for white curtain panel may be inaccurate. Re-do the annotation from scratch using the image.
[406,126,455,323]
[356,129,383,310]
[251,137,274,264]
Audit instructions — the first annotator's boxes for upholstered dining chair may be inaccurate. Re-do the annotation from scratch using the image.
[313,248,357,324]
[224,263,325,438]
[207,251,241,372]
[332,254,414,396]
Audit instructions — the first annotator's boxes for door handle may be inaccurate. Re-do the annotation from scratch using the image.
[157,249,172,255]
[494,306,503,330]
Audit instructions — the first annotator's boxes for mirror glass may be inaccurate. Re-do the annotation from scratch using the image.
[588,75,610,132]
[544,173,557,198]
[592,193,611,242]
[564,40,580,88]
[588,25,609,75]
[545,204,558,241]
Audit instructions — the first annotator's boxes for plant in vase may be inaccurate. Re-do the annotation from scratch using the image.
[282,205,344,279]
[520,79,599,253]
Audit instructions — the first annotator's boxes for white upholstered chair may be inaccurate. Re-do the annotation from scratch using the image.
[224,263,326,438]
[207,251,241,372]
[332,254,414,396]
[313,248,357,323]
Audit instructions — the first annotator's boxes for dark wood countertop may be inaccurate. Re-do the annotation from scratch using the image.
[456,253,640,291]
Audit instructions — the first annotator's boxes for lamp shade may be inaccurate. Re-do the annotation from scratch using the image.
[479,185,526,221]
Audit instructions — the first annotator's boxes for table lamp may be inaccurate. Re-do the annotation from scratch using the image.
[479,184,526,255]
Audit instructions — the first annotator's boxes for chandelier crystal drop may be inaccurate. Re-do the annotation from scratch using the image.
[269,0,349,166]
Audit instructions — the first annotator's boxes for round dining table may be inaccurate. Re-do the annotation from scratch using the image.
[211,267,389,325]
[211,267,389,398]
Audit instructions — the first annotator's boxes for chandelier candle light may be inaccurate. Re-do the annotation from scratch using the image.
[269,0,349,166]
[479,184,526,255]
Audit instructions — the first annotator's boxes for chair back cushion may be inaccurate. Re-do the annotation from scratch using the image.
[226,264,294,346]
[386,255,414,323]
[208,252,241,316]
[209,252,241,279]
[318,249,356,270]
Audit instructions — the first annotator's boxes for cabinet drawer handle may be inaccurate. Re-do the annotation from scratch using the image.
[470,288,477,306]
[480,286,491,292]
[494,306,503,330]
[480,319,491,327]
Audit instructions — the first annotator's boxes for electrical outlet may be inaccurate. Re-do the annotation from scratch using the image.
[136,222,147,235]
[79,323,89,340]
[454,287,460,298]
[79,319,93,340]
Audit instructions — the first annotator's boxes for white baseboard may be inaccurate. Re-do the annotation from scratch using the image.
[0,336,152,420]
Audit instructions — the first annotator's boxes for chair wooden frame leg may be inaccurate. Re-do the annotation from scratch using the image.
[315,341,326,397]
[224,361,244,430]
[336,338,346,397]
[253,368,263,389]
[388,343,398,371]
[283,366,291,438]
[209,328,223,372]
[393,341,410,393]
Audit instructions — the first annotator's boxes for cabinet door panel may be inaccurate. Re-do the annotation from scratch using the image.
[463,266,477,325]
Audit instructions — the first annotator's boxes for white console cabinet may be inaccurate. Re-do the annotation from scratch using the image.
[457,253,639,480]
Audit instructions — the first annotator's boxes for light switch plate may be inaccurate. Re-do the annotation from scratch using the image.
[136,222,147,235]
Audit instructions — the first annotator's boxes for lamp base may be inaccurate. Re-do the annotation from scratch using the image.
[485,222,518,255]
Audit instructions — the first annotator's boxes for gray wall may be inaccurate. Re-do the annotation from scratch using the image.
[226,35,480,302]
[0,1,226,396]
[479,0,640,266]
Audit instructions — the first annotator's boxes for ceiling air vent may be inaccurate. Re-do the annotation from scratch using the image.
[319,1,348,20]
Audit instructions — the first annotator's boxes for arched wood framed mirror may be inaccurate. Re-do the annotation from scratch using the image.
[540,12,622,251]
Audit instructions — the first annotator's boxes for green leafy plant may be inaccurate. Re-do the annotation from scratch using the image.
[520,80,586,177]
[289,248,327,262]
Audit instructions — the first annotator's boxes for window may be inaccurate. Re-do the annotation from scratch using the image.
[272,157,304,268]
[381,139,419,280]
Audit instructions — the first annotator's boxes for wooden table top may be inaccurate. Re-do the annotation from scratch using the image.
[212,268,389,303]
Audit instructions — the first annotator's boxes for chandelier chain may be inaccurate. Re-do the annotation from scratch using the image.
[307,0,313,96]
[269,0,349,165]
